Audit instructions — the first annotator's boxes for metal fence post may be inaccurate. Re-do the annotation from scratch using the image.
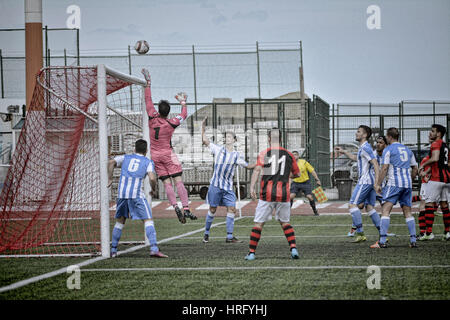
[76,28,80,66]
[256,41,262,120]
[44,25,48,67]
[127,45,133,110]
[192,45,198,120]
[0,49,4,98]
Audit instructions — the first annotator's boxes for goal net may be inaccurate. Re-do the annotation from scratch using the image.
[0,65,147,257]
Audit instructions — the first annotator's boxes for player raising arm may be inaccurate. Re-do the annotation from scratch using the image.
[334,125,382,243]
[201,117,255,243]
[141,68,197,224]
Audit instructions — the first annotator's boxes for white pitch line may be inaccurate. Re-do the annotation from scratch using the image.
[81,265,450,272]
[0,217,243,294]
[195,203,210,210]
[165,201,192,210]
[291,200,304,209]
[316,203,332,209]
[179,234,412,239]
[232,224,410,228]
[0,256,107,294]
[338,203,349,209]
[151,201,161,208]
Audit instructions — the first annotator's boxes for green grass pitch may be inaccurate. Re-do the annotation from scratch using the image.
[0,213,449,300]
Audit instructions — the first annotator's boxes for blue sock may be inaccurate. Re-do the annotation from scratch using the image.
[406,217,416,243]
[350,207,364,233]
[368,209,381,232]
[111,222,124,252]
[226,213,235,239]
[380,216,390,244]
[145,220,159,252]
[205,211,215,235]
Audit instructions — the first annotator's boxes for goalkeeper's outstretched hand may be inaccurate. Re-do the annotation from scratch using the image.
[141,68,151,86]
[175,92,187,103]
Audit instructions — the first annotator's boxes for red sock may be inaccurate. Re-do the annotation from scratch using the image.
[412,195,421,202]
[418,210,426,235]
[249,227,262,253]
[425,206,435,235]
[442,206,450,233]
[282,224,296,249]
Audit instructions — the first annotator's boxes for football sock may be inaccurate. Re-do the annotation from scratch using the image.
[175,181,189,208]
[379,216,390,244]
[412,195,421,202]
[350,207,364,233]
[309,199,317,211]
[144,220,159,252]
[368,209,381,231]
[406,216,416,243]
[290,199,294,208]
[111,222,124,252]
[164,183,177,207]
[226,212,235,240]
[418,210,426,235]
[425,205,435,235]
[204,211,215,235]
[442,206,450,233]
[282,224,297,249]
[249,226,262,253]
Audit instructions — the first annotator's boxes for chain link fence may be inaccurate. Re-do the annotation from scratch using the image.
[330,101,450,189]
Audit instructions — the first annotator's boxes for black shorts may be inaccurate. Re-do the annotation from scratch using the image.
[290,180,312,196]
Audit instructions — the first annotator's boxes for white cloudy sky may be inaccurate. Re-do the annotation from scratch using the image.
[0,0,449,105]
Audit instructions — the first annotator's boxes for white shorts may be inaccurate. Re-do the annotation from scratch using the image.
[420,182,428,201]
[254,200,291,223]
[425,181,449,203]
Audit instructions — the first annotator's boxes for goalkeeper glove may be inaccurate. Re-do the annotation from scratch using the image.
[141,68,151,85]
[175,92,187,104]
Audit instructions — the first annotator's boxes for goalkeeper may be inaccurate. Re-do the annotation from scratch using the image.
[289,150,321,216]
[141,68,197,224]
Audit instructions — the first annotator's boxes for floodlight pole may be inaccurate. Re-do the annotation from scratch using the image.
[25,0,43,110]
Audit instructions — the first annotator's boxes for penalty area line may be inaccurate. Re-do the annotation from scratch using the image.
[0,217,244,294]
[80,265,450,272]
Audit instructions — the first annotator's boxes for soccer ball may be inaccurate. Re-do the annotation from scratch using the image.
[134,40,150,54]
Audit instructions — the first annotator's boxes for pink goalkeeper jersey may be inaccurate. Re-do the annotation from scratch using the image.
[145,86,187,156]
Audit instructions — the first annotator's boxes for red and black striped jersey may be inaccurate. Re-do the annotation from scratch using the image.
[256,146,300,202]
[429,139,450,183]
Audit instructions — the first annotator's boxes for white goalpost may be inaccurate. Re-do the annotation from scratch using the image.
[98,64,149,257]
[0,65,149,257]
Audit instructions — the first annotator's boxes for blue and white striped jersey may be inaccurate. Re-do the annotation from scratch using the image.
[373,150,387,188]
[209,142,248,191]
[357,141,376,185]
[114,154,154,199]
[381,142,417,188]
